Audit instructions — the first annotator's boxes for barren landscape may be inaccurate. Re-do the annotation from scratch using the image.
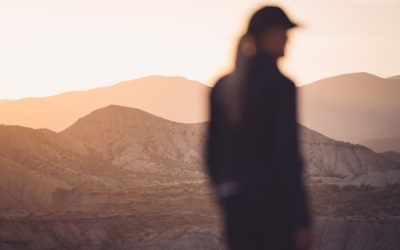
[1,105,399,249]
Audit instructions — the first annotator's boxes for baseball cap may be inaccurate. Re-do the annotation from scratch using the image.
[247,6,299,37]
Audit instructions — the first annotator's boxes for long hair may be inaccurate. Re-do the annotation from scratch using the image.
[224,34,257,128]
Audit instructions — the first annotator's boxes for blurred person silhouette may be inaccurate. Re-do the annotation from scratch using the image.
[206,6,313,250]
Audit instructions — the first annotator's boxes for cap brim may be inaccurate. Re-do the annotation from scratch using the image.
[290,19,306,29]
[286,21,300,29]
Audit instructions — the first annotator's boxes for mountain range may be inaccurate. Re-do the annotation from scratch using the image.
[1,104,399,249]
[0,76,209,132]
[0,72,398,153]
[299,72,400,152]
[1,105,399,213]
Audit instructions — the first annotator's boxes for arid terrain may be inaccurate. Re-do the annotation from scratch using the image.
[2,73,399,154]
[1,105,399,249]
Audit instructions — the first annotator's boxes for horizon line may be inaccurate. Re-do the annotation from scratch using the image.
[0,71,397,101]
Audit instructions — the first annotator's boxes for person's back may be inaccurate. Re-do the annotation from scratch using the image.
[206,6,313,250]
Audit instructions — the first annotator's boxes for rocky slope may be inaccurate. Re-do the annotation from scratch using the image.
[300,126,400,186]
[61,105,207,186]
[0,106,209,213]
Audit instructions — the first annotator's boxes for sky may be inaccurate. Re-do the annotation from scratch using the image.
[0,0,399,99]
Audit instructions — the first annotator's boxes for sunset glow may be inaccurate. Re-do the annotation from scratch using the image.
[1,0,399,99]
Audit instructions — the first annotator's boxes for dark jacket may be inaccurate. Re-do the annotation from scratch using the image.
[206,52,311,229]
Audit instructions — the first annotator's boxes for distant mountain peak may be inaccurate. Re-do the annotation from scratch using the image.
[76,104,175,123]
[96,104,144,113]
[61,105,199,138]
[306,72,383,87]
[114,75,206,87]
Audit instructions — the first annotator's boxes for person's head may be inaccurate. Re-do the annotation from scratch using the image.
[244,6,298,58]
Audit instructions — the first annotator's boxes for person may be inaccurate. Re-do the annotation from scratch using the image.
[206,6,313,250]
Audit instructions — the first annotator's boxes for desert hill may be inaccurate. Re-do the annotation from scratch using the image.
[0,106,207,212]
[61,105,206,184]
[1,105,400,249]
[1,105,399,214]
[300,126,400,186]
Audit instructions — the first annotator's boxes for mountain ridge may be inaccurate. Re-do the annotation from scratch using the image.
[1,72,398,154]
[0,104,399,214]
[1,76,199,102]
[0,76,210,131]
[387,75,400,80]
[299,72,400,149]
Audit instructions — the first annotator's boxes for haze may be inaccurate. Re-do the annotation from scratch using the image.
[1,0,399,99]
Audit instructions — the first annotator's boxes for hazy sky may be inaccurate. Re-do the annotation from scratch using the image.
[1,0,399,99]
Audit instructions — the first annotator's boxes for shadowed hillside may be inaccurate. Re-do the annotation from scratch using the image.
[299,72,400,152]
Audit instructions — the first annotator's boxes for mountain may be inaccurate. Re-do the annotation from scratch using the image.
[0,106,208,212]
[299,72,400,150]
[60,105,206,184]
[0,76,210,132]
[299,126,400,186]
[61,105,400,186]
[381,151,400,164]
[361,135,400,153]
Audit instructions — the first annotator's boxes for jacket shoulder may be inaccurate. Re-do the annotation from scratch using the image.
[211,74,232,98]
[213,75,231,90]
[275,74,296,94]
